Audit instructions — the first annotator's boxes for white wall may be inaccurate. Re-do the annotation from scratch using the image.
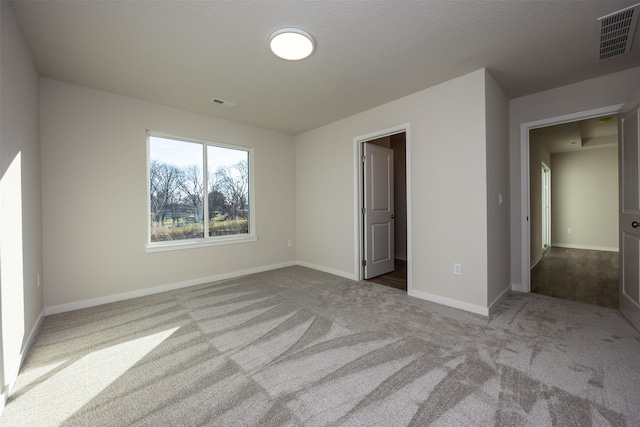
[484,71,511,309]
[551,147,618,250]
[0,1,43,404]
[296,69,494,313]
[40,79,296,312]
[509,66,640,290]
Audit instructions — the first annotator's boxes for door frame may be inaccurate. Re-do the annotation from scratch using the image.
[354,123,412,292]
[619,99,640,330]
[541,162,551,252]
[519,104,624,292]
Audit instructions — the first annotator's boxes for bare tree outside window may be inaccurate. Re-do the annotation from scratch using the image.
[149,135,250,243]
[208,146,249,236]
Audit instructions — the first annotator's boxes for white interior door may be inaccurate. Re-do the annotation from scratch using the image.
[363,143,394,279]
[620,102,640,331]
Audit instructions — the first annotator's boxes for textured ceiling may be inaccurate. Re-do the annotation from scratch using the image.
[531,115,619,154]
[9,0,640,135]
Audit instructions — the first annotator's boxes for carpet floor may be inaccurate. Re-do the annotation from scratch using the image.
[1,266,639,426]
[532,247,619,309]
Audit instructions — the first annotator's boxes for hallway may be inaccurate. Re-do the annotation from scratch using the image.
[531,247,619,309]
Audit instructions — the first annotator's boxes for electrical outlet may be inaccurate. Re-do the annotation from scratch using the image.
[568,228,573,234]
[37,273,41,288]
[453,263,462,276]
[287,240,292,248]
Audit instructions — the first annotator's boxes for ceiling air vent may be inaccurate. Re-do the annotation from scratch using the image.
[210,98,237,108]
[597,4,640,61]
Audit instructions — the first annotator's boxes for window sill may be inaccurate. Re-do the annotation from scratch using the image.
[146,234,257,253]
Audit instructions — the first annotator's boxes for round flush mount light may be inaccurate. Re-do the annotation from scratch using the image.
[269,28,315,60]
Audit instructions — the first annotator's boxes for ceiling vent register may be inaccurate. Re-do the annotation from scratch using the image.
[597,4,639,61]
[210,98,236,108]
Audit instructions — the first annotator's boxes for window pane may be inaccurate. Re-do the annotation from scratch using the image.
[207,146,249,236]
[149,136,204,241]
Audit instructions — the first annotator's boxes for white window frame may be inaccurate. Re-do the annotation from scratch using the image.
[146,131,256,253]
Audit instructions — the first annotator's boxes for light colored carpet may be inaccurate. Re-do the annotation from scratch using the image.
[1,266,639,426]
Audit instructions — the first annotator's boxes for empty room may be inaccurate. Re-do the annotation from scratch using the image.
[2,1,640,425]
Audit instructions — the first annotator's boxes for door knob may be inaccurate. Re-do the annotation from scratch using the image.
[633,221,640,229]
[391,214,396,219]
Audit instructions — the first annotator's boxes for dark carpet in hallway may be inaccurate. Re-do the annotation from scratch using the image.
[531,247,619,309]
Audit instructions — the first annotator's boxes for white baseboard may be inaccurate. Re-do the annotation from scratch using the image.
[551,243,619,252]
[488,286,511,316]
[530,246,552,269]
[22,309,44,365]
[408,288,489,316]
[298,262,493,316]
[1,309,44,413]
[295,261,358,281]
[44,261,296,315]
[0,387,5,415]
[511,283,525,292]
[530,253,543,269]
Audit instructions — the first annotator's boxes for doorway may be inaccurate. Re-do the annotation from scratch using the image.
[520,104,623,293]
[355,125,410,292]
[526,114,620,308]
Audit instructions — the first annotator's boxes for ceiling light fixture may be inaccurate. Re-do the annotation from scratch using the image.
[269,28,315,60]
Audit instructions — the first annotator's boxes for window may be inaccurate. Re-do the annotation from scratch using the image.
[147,133,254,251]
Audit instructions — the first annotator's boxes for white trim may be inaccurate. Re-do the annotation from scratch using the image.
[295,261,358,281]
[408,289,489,316]
[541,162,551,250]
[146,234,257,253]
[530,253,543,270]
[146,130,256,251]
[1,309,44,411]
[21,309,43,365]
[621,89,640,112]
[353,124,412,291]
[406,129,413,294]
[44,261,295,315]
[353,136,362,279]
[519,104,625,293]
[551,243,619,252]
[530,246,549,269]
[511,282,525,292]
[488,286,511,316]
